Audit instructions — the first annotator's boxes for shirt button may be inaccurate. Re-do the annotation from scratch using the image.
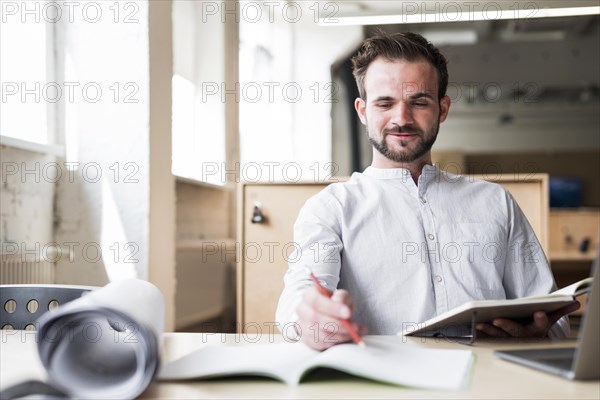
[420,197,427,204]
[435,275,443,283]
[428,234,435,240]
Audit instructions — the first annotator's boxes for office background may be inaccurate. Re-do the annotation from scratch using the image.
[1,1,599,332]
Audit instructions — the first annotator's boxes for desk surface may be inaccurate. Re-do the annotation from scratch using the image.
[1,331,598,399]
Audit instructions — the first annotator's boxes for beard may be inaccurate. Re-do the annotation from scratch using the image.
[367,119,440,163]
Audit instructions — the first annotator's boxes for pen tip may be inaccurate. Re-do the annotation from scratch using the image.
[357,341,366,348]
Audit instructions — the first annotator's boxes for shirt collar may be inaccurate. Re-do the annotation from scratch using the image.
[362,164,439,182]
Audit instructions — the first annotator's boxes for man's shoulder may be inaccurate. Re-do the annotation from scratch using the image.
[303,173,368,207]
[440,170,510,195]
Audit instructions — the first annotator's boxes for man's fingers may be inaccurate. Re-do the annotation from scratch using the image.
[547,301,580,325]
[473,303,580,340]
[492,318,526,337]
[296,305,355,350]
[303,287,351,319]
[297,302,349,333]
[331,289,353,308]
[531,311,551,333]
[300,329,353,351]
[296,287,361,351]
[476,322,510,338]
[493,315,551,338]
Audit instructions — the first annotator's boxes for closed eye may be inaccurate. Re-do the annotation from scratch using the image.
[409,92,435,106]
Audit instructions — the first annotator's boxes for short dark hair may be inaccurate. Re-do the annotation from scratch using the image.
[351,31,449,101]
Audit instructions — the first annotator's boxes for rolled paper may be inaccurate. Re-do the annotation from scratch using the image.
[36,279,164,399]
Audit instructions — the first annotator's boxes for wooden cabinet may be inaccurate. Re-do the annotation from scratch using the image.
[549,209,599,262]
[237,175,550,332]
[549,209,599,304]
[475,174,549,256]
[237,183,326,330]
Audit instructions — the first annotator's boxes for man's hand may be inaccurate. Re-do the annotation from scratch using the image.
[295,287,368,351]
[475,301,580,338]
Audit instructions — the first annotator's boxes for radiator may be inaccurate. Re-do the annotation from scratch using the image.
[0,254,55,284]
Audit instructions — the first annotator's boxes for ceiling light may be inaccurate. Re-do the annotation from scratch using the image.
[420,30,478,45]
[318,6,600,26]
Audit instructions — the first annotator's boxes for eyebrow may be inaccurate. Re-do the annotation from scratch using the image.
[372,96,396,102]
[372,92,435,102]
[408,92,435,101]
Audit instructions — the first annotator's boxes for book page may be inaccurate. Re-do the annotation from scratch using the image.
[295,338,472,390]
[159,342,317,385]
[551,277,593,297]
[400,278,595,336]
[400,296,580,337]
[521,277,594,300]
[160,339,473,390]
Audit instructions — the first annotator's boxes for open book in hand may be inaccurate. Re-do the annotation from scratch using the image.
[400,277,593,337]
[158,338,473,390]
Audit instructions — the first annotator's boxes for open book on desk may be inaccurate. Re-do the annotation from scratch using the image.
[400,277,593,337]
[158,338,473,390]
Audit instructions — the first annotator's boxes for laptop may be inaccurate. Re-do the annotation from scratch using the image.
[494,253,599,380]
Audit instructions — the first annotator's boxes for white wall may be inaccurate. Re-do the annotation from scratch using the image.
[0,147,55,248]
[46,0,176,330]
[53,2,151,285]
[172,1,227,185]
[239,2,363,182]
[437,105,600,153]
[293,22,364,178]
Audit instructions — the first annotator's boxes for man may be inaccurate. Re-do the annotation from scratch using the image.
[276,32,576,350]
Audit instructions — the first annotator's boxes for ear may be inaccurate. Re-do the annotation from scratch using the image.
[354,97,367,125]
[439,95,451,123]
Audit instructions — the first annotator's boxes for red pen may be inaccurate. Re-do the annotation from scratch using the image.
[305,268,366,348]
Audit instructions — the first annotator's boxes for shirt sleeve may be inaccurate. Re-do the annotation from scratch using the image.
[502,189,570,338]
[275,193,343,337]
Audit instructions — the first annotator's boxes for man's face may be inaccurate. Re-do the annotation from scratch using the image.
[355,57,450,165]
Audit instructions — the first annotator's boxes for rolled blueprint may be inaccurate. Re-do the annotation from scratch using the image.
[36,279,164,399]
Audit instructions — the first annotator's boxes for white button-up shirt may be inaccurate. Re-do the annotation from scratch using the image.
[276,165,569,338]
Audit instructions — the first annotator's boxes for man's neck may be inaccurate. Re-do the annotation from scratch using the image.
[371,153,432,184]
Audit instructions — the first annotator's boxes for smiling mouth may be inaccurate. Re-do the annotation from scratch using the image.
[387,133,415,140]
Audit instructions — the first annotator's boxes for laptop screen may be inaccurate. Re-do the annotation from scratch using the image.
[572,251,599,379]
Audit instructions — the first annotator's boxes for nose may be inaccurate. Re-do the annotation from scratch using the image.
[390,102,414,127]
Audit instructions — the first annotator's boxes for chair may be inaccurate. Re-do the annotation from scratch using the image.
[0,284,97,330]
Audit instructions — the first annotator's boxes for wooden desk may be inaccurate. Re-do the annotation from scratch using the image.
[1,332,598,399]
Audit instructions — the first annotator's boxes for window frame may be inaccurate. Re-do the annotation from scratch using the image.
[0,6,64,156]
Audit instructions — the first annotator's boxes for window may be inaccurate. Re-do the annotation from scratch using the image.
[0,3,55,145]
[172,0,226,186]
